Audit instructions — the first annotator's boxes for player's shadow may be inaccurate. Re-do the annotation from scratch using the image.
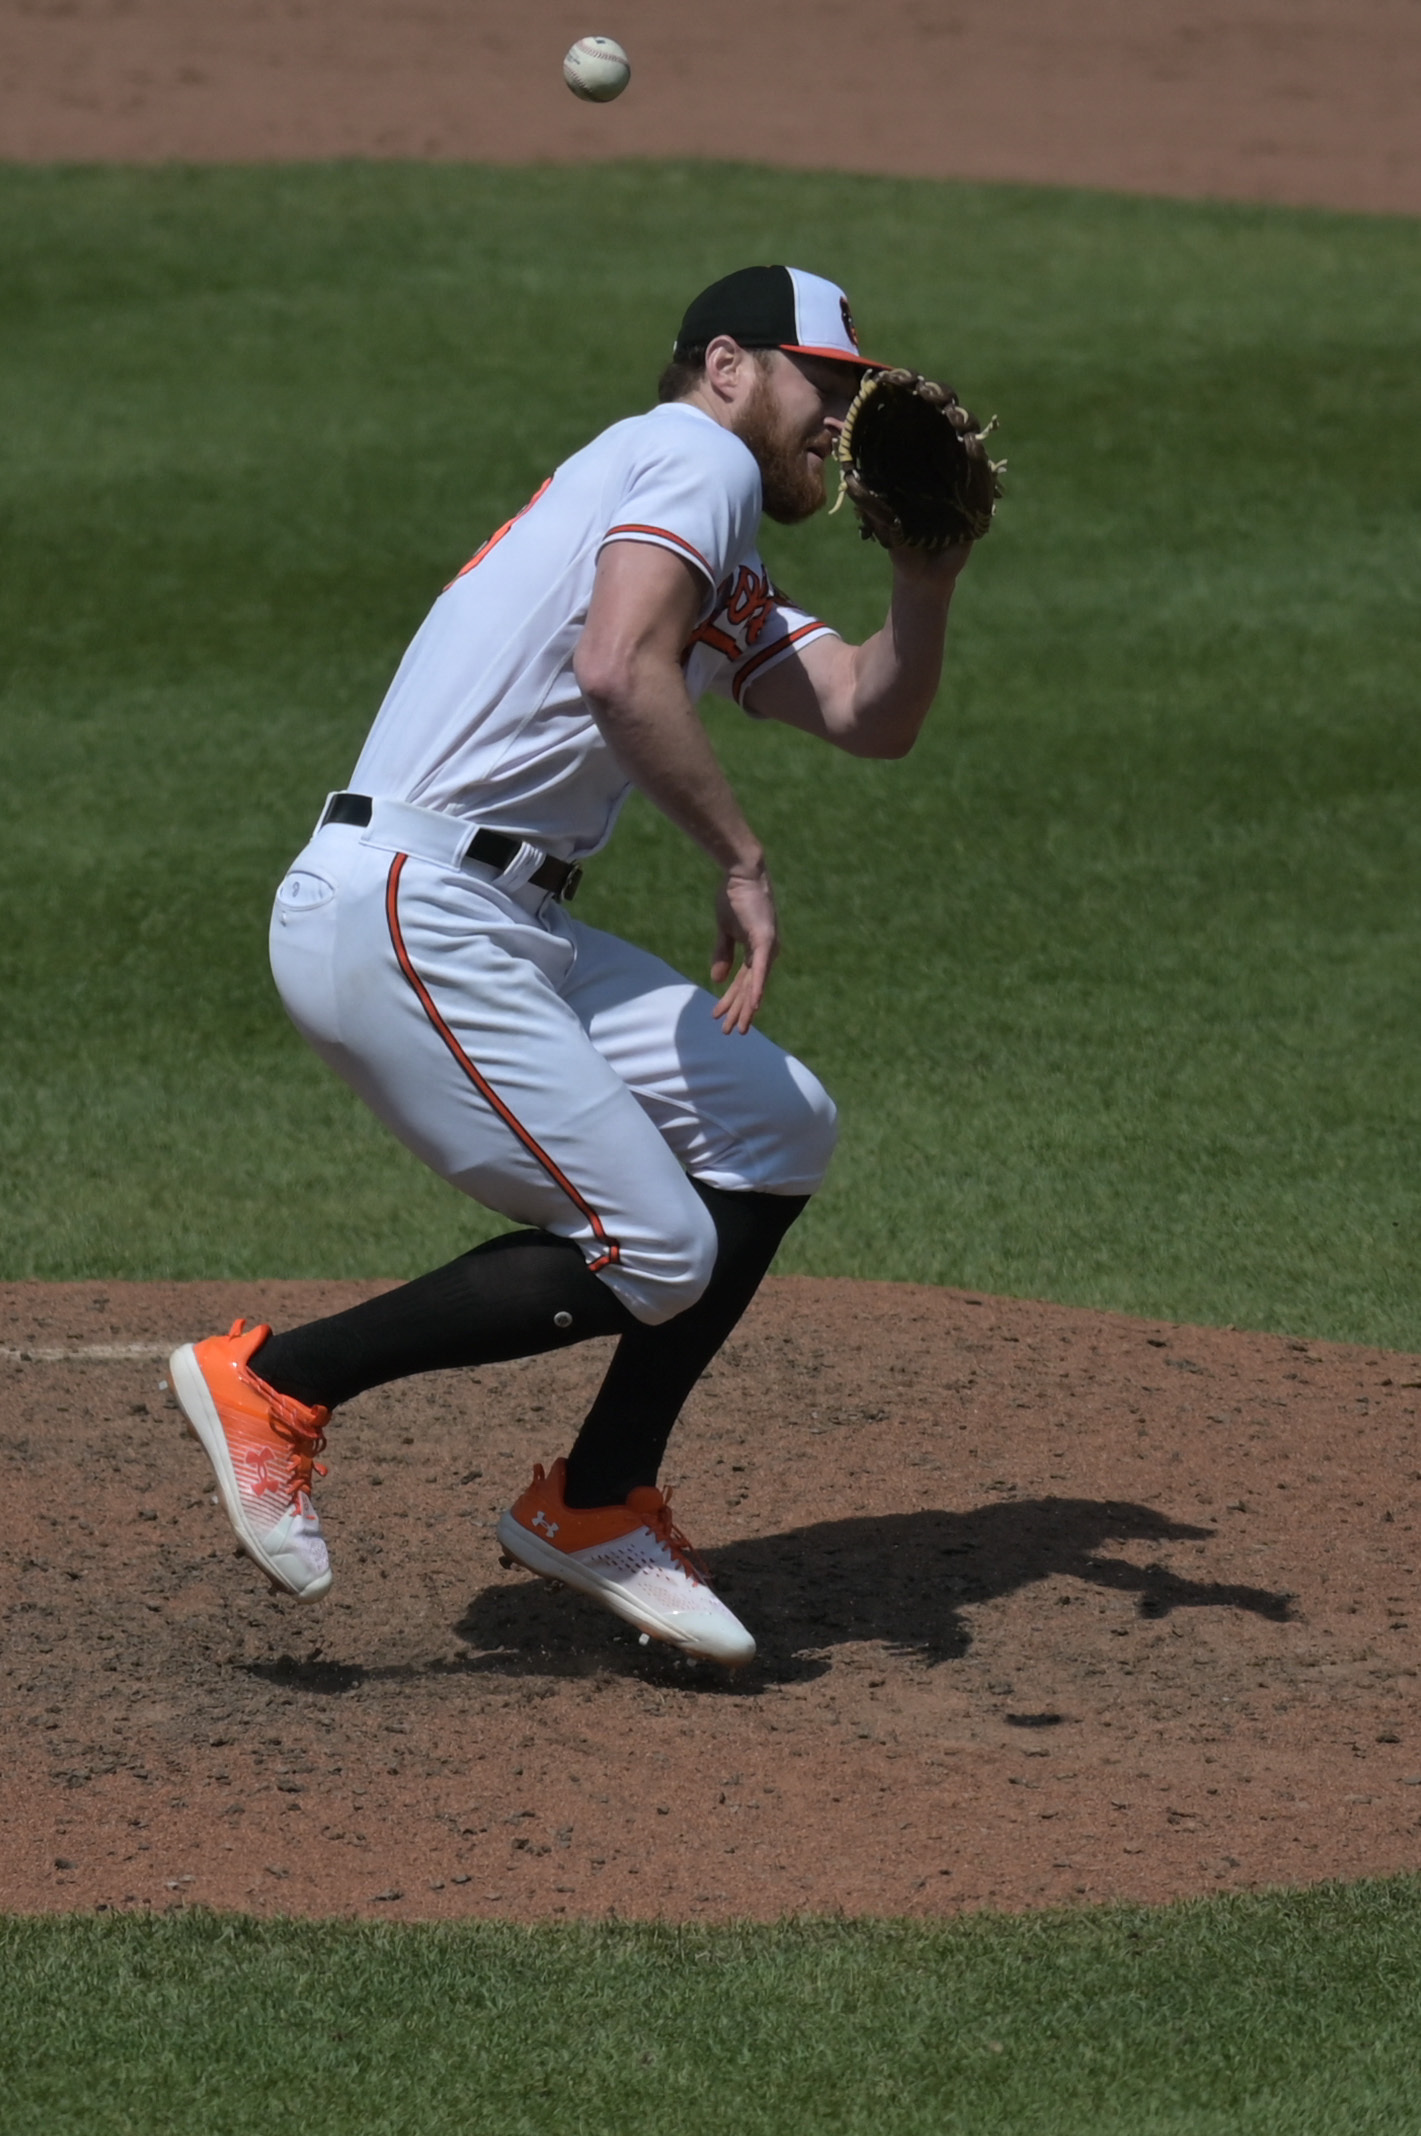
[451,1497,1293,1687]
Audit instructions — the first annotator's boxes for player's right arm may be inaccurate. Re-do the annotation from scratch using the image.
[574,539,779,1035]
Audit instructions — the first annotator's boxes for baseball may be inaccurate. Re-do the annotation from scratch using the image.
[563,34,631,103]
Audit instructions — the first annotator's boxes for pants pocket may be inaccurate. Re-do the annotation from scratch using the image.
[274,868,336,911]
[269,875,342,1048]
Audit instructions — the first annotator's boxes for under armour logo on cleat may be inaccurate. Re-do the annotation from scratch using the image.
[532,1511,560,1538]
[247,1450,282,1495]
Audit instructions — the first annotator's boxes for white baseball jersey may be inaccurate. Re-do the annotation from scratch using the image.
[348,401,838,859]
[273,395,841,1323]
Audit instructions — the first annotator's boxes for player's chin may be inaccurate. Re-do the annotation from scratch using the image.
[762,459,830,526]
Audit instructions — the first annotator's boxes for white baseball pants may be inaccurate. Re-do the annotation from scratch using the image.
[268,800,838,1325]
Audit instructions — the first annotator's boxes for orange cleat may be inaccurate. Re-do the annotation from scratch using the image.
[168,1319,333,1601]
[496,1457,755,1665]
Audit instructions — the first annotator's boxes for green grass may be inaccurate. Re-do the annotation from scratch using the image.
[5,1881,1421,2134]
[2,164,1419,1344]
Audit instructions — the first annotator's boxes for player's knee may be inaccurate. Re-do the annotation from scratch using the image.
[652,1204,720,1319]
[611,1197,719,1326]
[801,1073,840,1186]
[769,1061,839,1194]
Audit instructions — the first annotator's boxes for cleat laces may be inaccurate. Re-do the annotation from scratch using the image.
[644,1488,707,1586]
[239,1366,329,1503]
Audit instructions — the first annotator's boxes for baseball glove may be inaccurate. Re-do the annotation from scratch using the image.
[832,367,1004,550]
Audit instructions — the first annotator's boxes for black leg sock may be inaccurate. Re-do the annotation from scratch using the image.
[253,1230,636,1411]
[562,1183,809,1508]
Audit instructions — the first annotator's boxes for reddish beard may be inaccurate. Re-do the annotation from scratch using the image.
[731,371,831,525]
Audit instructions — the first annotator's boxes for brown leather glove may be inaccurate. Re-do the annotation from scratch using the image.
[834,367,1004,550]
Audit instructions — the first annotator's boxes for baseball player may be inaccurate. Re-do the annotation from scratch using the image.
[169,265,973,1666]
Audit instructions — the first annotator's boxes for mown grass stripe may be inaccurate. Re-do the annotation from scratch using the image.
[2,165,1418,1346]
[4,1880,1421,2134]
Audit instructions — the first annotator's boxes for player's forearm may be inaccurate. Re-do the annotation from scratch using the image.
[838,550,967,757]
[579,654,765,873]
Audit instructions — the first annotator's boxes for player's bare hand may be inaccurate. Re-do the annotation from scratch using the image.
[710,861,780,1034]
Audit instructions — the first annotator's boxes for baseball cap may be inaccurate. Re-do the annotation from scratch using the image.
[673,264,887,369]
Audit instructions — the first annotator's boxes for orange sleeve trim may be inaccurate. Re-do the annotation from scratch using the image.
[600,523,715,581]
[731,621,832,706]
[383,853,621,1269]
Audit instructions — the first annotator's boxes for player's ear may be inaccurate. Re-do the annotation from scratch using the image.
[702,335,749,403]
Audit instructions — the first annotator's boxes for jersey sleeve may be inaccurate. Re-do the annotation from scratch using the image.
[596,409,762,590]
[682,555,840,714]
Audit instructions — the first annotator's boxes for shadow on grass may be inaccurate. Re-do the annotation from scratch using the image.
[445,1496,1293,1689]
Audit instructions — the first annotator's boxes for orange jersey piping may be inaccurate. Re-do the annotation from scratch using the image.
[731,620,830,706]
[600,523,714,581]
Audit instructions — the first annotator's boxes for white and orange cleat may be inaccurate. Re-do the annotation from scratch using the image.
[168,1319,333,1601]
[497,1458,755,1666]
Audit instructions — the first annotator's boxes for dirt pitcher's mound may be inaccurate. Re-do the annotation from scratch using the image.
[3,1276,1420,1921]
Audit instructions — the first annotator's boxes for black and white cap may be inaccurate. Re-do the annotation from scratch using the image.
[673,264,887,369]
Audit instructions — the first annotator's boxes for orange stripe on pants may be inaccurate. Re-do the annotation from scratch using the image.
[382,851,621,1271]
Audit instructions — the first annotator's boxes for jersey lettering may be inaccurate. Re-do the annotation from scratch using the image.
[683,563,777,665]
[723,565,775,645]
[682,618,738,663]
[447,477,553,589]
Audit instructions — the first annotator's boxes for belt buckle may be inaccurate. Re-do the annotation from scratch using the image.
[559,864,584,903]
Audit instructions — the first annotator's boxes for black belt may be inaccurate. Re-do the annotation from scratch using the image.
[321,793,583,902]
